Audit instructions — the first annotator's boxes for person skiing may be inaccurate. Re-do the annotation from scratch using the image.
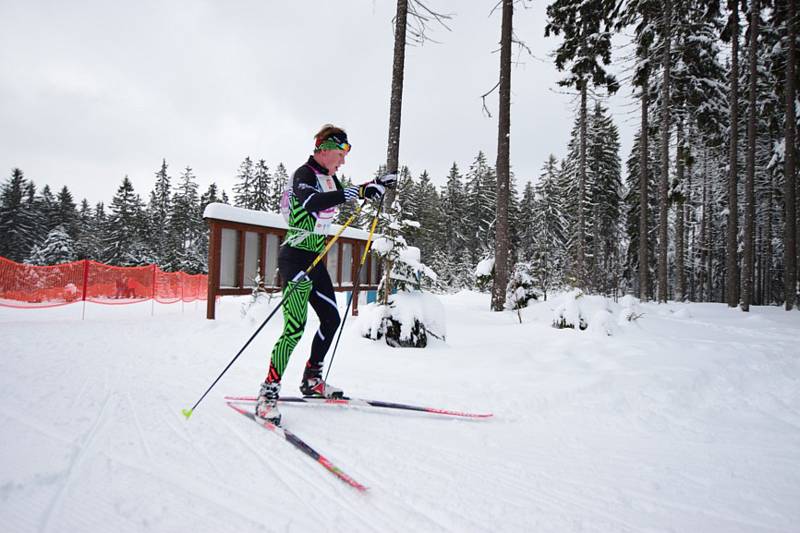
[255,124,396,424]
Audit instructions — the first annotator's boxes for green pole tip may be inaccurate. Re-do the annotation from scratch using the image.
[182,408,193,420]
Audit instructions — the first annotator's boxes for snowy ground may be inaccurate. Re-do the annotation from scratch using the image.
[1,292,799,533]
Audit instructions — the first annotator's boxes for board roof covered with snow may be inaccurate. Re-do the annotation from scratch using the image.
[203,202,377,241]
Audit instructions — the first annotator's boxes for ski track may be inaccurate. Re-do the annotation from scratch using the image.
[40,388,113,533]
[123,392,153,462]
[222,414,332,525]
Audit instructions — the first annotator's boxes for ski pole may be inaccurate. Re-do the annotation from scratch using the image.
[324,196,386,384]
[183,200,367,420]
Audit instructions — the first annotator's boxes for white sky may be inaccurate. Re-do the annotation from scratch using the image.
[0,0,636,205]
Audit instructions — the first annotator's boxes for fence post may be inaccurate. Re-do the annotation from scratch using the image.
[181,272,185,314]
[81,259,89,320]
[151,264,157,317]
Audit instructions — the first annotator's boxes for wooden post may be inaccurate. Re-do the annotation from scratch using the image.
[352,242,360,317]
[207,222,221,319]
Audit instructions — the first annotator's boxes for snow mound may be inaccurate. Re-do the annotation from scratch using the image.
[552,289,619,336]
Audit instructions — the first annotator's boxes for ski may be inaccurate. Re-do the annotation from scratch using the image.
[226,401,367,492]
[224,395,493,419]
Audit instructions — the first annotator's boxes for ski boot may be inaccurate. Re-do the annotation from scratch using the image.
[300,362,344,399]
[254,381,281,425]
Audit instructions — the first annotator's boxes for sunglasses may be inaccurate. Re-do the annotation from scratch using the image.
[337,142,351,153]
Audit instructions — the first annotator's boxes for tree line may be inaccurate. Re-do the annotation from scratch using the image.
[538,0,798,310]
[0,161,227,273]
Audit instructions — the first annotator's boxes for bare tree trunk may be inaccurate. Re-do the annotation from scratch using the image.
[658,0,672,302]
[381,0,409,305]
[676,118,686,301]
[742,0,759,312]
[756,224,763,303]
[686,131,695,301]
[491,0,513,311]
[766,170,774,303]
[698,160,707,302]
[578,81,588,289]
[703,145,713,301]
[727,5,741,308]
[639,81,650,301]
[386,0,407,177]
[785,0,798,310]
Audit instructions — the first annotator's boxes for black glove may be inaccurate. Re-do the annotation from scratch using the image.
[375,173,397,189]
[359,182,386,200]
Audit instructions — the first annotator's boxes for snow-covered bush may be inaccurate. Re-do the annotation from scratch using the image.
[475,257,494,293]
[552,289,588,330]
[356,291,446,347]
[618,294,644,325]
[366,201,444,347]
[505,262,540,311]
[551,289,617,336]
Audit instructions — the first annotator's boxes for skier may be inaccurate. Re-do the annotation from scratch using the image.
[255,124,396,424]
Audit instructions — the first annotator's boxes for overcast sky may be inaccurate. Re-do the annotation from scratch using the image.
[0,1,636,206]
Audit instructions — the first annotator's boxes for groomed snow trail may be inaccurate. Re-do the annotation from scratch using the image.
[1,293,799,532]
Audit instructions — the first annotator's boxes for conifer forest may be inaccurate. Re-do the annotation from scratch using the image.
[1,0,798,311]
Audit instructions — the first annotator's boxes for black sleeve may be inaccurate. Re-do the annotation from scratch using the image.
[292,166,347,213]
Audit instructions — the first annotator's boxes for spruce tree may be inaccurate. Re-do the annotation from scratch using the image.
[55,186,79,240]
[623,132,659,298]
[104,176,148,266]
[439,163,469,257]
[148,159,172,265]
[75,199,94,260]
[34,184,59,241]
[270,163,289,212]
[252,159,271,211]
[586,101,623,294]
[529,156,568,296]
[26,225,77,265]
[200,182,222,215]
[464,151,497,264]
[169,166,204,273]
[233,157,255,209]
[546,0,620,288]
[0,168,35,261]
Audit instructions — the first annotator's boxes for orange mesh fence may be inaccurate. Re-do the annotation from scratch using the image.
[0,256,207,308]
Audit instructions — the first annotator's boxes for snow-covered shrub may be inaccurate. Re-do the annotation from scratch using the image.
[475,257,494,293]
[552,289,618,336]
[357,291,446,347]
[505,262,540,311]
[618,294,643,325]
[368,201,444,347]
[552,289,588,330]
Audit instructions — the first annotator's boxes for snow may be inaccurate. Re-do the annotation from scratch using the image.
[475,257,494,277]
[1,292,800,532]
[203,202,375,241]
[395,246,438,282]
